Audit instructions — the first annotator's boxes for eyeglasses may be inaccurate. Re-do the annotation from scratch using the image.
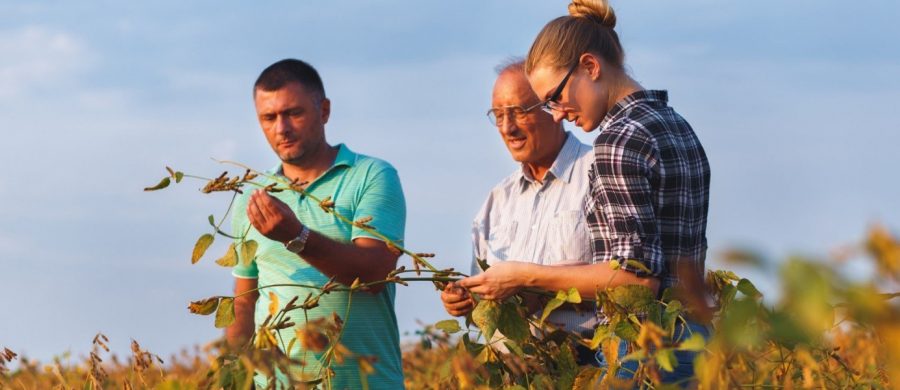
[540,62,579,114]
[486,100,544,126]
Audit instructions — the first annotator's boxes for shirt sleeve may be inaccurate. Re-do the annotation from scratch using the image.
[588,125,663,277]
[351,165,406,245]
[231,193,259,279]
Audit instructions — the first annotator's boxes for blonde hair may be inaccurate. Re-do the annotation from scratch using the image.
[525,0,624,74]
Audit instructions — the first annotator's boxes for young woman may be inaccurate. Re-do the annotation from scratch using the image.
[524,0,712,384]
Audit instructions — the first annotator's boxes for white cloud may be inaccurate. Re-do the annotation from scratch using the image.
[0,26,91,100]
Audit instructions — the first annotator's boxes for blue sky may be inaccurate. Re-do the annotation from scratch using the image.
[1,0,898,362]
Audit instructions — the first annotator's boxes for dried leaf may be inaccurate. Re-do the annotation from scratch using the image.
[188,297,219,315]
[214,298,235,328]
[191,234,214,264]
[268,292,279,316]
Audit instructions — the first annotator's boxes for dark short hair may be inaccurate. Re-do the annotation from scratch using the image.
[254,59,326,102]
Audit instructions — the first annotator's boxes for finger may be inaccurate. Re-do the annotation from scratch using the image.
[254,190,281,220]
[456,274,483,289]
[247,198,266,227]
[441,292,468,304]
[445,299,474,311]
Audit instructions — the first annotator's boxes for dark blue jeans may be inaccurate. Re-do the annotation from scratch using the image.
[595,320,710,388]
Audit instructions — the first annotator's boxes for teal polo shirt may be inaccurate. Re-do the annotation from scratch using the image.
[232,144,406,389]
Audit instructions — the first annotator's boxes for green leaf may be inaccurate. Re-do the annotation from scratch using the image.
[215,243,238,267]
[555,343,578,390]
[539,297,565,325]
[475,257,490,272]
[655,349,678,372]
[610,284,655,311]
[434,319,462,334]
[472,300,500,340]
[240,240,258,266]
[614,320,639,342]
[624,259,652,274]
[737,278,762,298]
[143,177,170,191]
[677,332,706,351]
[174,171,184,183]
[192,234,215,264]
[215,297,235,328]
[498,301,529,343]
[208,215,216,227]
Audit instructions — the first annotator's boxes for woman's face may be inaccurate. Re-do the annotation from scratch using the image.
[528,58,607,132]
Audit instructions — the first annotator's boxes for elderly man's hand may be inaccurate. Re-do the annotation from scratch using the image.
[441,282,475,317]
[247,189,303,244]
[458,261,532,301]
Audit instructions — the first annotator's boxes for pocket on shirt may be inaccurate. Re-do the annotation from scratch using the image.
[486,221,518,262]
[546,210,592,264]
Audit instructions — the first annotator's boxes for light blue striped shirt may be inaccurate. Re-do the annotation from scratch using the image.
[472,132,598,335]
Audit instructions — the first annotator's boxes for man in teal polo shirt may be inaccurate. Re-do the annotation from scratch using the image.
[226,58,406,389]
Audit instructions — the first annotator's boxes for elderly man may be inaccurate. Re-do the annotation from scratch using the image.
[440,60,602,360]
[226,59,406,389]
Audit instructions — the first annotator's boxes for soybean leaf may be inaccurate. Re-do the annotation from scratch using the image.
[472,300,500,340]
[435,319,462,334]
[565,287,582,303]
[498,301,529,343]
[589,325,613,349]
[188,297,219,315]
[614,320,639,342]
[215,243,238,267]
[215,298,235,328]
[624,259,652,274]
[192,234,215,264]
[555,343,578,390]
[737,278,762,298]
[677,332,706,351]
[610,284,655,311]
[475,257,490,272]
[240,240,258,266]
[143,177,170,191]
[540,295,566,325]
[655,349,678,372]
[174,171,184,183]
[573,366,603,390]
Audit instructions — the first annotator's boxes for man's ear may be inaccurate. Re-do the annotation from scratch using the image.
[579,53,603,81]
[320,98,331,124]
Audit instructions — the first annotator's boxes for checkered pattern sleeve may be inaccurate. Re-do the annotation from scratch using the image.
[587,123,663,277]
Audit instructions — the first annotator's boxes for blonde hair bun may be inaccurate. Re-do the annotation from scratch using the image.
[568,0,617,28]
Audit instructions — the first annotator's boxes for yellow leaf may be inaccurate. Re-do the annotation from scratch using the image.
[215,243,238,267]
[268,292,279,316]
[191,234,214,264]
[240,240,258,266]
[188,297,219,315]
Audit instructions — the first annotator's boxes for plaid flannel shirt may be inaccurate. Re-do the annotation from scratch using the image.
[586,90,710,294]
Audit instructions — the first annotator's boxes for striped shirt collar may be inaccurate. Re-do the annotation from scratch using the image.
[600,90,669,130]
[518,131,582,190]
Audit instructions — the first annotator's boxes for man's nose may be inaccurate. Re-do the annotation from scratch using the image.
[498,118,518,135]
[274,115,292,135]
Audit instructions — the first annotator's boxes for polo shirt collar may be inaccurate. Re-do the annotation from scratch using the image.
[517,131,580,190]
[269,143,357,179]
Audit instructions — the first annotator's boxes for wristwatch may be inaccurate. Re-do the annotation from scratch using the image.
[285,225,311,254]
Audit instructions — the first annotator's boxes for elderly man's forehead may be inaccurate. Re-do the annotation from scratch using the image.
[493,71,537,97]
